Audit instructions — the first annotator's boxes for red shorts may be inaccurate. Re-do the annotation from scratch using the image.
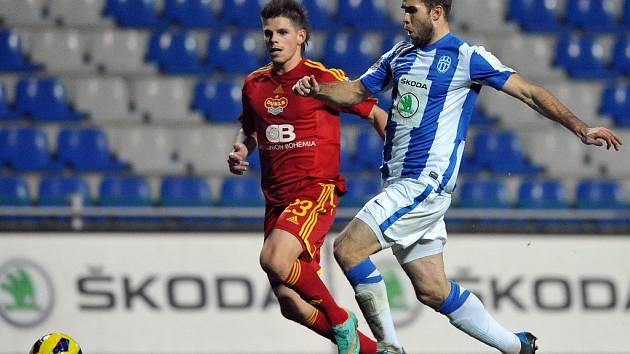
[264,183,339,269]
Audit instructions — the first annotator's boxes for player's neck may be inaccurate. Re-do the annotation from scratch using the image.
[273,55,303,76]
[428,23,450,46]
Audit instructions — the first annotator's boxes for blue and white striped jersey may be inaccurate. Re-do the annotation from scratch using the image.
[360,33,514,193]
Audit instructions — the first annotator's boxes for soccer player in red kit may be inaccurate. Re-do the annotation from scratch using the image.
[227,1,390,353]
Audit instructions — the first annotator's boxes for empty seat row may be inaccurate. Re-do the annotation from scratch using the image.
[105,0,397,30]
[0,127,125,172]
[0,29,391,77]
[509,0,630,33]
[554,33,630,79]
[0,174,264,207]
[457,178,628,210]
[0,0,398,30]
[0,77,208,123]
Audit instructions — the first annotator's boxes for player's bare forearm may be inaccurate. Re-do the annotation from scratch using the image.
[293,75,372,106]
[366,105,388,140]
[316,80,371,106]
[502,74,622,150]
[235,129,257,156]
[228,129,257,175]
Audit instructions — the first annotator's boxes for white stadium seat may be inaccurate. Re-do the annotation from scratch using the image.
[73,77,142,123]
[131,78,203,123]
[90,29,156,75]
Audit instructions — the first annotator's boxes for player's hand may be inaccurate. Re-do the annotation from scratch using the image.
[227,143,250,175]
[582,127,623,151]
[293,75,320,97]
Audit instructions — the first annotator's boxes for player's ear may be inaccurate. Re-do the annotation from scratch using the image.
[432,5,443,21]
[297,29,307,46]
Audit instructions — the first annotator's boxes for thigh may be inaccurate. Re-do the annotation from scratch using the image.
[266,183,339,265]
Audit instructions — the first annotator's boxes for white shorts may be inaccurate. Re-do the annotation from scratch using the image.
[355,177,451,264]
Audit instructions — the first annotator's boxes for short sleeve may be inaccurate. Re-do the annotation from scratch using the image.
[468,46,514,90]
[359,46,396,95]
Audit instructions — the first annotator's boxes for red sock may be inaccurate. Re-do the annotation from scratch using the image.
[306,309,377,354]
[285,259,348,325]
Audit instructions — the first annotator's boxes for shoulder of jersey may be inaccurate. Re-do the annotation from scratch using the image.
[246,63,273,81]
[303,59,348,83]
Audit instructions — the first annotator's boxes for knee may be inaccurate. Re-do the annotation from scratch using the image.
[259,251,291,281]
[333,231,357,270]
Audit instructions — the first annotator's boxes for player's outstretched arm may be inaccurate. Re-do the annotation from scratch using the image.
[293,75,372,106]
[227,129,257,175]
[502,74,622,151]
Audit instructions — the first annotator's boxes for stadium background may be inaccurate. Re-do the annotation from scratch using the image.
[0,0,629,353]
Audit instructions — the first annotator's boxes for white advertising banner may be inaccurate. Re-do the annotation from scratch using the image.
[0,233,629,354]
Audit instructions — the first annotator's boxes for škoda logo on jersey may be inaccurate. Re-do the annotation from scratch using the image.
[264,95,288,115]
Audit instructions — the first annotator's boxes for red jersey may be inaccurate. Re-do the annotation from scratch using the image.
[240,58,377,206]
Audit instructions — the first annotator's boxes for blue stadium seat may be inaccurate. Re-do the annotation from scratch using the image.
[458,179,511,209]
[106,0,162,27]
[336,0,391,30]
[160,176,212,206]
[0,30,39,72]
[163,0,217,28]
[301,0,333,29]
[15,77,85,121]
[354,126,383,172]
[57,127,127,172]
[624,0,630,29]
[147,31,171,68]
[470,106,497,126]
[517,180,569,209]
[576,180,627,209]
[100,176,152,206]
[508,0,563,32]
[473,131,540,174]
[565,0,617,32]
[458,154,482,175]
[1,127,62,172]
[599,82,630,126]
[611,35,630,75]
[0,82,19,120]
[344,177,381,208]
[554,34,611,79]
[0,176,31,206]
[39,176,91,207]
[220,176,263,207]
[207,31,263,74]
[192,79,241,122]
[220,0,263,28]
[156,31,206,74]
[324,32,376,77]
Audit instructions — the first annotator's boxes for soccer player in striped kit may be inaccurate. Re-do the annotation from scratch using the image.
[227,1,394,353]
[293,0,622,353]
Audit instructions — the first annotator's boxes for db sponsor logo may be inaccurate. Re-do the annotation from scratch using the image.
[264,96,288,115]
[266,124,296,143]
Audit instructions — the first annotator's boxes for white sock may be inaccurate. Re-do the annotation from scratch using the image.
[439,281,520,354]
[346,259,402,350]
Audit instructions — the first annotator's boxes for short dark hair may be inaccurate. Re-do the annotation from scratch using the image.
[260,0,310,49]
[421,0,452,20]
